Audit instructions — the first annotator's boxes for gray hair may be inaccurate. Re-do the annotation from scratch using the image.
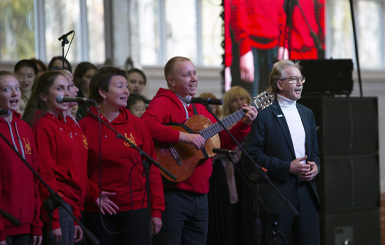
[269,60,301,96]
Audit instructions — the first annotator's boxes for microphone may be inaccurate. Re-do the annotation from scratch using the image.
[56,94,92,104]
[185,96,222,105]
[0,208,21,227]
[0,109,11,115]
[213,148,237,155]
[58,30,74,41]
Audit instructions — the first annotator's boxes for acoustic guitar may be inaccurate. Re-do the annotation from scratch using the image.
[155,91,275,182]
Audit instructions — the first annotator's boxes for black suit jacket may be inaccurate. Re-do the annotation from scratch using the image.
[245,100,321,214]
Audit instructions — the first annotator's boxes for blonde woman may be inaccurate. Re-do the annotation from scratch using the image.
[207,86,256,245]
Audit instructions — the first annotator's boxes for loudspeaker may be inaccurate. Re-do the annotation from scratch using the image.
[320,154,379,212]
[300,97,378,154]
[321,209,381,245]
[299,97,380,244]
[300,59,353,95]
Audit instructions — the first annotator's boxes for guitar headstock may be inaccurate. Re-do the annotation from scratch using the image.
[253,91,275,110]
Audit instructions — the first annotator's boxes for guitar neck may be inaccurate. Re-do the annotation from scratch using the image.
[199,101,257,140]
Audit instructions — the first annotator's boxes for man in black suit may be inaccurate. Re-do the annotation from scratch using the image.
[245,60,320,245]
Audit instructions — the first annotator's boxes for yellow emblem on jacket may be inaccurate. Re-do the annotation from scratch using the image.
[124,133,136,147]
[82,135,88,149]
[23,138,31,155]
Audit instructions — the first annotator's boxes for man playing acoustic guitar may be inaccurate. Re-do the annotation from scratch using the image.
[141,56,258,245]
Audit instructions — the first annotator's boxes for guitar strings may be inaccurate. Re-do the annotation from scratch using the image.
[165,93,274,170]
[193,93,274,140]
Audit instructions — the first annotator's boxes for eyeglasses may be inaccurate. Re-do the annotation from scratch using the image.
[279,76,305,84]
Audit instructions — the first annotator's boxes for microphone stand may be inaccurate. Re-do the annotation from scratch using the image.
[248,170,289,245]
[293,0,325,59]
[222,151,262,244]
[0,208,21,227]
[218,151,288,245]
[203,104,298,245]
[283,0,325,59]
[60,35,69,70]
[348,0,363,97]
[88,110,176,245]
[0,132,100,245]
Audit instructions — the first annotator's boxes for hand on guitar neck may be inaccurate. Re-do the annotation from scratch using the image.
[179,131,206,150]
[178,103,256,149]
[241,104,258,125]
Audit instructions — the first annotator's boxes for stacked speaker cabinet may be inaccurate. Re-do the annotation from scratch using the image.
[299,97,380,245]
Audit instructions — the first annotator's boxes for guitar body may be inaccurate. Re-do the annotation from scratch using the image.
[154,91,274,182]
[154,115,220,182]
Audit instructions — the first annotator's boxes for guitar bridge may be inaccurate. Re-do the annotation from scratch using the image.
[169,145,183,166]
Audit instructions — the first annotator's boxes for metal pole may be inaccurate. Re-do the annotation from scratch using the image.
[349,0,363,97]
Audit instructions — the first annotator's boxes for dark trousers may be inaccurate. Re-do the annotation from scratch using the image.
[251,47,278,97]
[261,182,320,245]
[85,208,148,245]
[6,234,29,245]
[206,161,234,245]
[42,202,74,245]
[58,202,74,245]
[156,189,208,245]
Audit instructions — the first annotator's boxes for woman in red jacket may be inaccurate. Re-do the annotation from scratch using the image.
[0,71,43,245]
[78,66,165,245]
[23,71,83,244]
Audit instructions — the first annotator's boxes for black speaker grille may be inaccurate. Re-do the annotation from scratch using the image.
[300,98,378,154]
[322,209,381,245]
[301,59,353,95]
[320,155,379,212]
[298,97,380,245]
[322,99,378,154]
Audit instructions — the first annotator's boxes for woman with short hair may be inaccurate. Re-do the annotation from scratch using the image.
[79,66,165,245]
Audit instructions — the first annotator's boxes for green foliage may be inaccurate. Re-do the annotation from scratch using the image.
[0,0,36,61]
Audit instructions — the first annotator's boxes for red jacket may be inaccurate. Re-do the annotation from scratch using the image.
[288,0,323,59]
[226,0,286,66]
[78,107,165,218]
[0,112,43,241]
[141,88,251,194]
[61,116,89,213]
[224,0,232,67]
[33,113,82,230]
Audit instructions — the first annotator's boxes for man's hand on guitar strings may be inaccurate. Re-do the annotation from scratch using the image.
[179,131,206,150]
[241,104,258,125]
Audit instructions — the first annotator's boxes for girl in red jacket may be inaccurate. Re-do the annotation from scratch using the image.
[58,70,87,244]
[0,71,43,245]
[78,66,165,245]
[59,70,117,244]
[23,71,82,244]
